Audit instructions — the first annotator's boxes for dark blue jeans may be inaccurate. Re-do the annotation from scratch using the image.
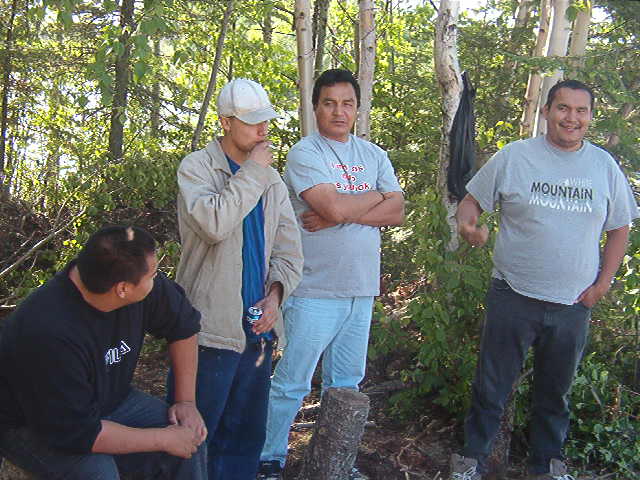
[463,278,590,475]
[168,340,273,480]
[0,389,207,479]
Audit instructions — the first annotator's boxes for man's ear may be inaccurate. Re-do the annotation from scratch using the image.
[220,116,232,133]
[541,104,549,120]
[114,281,128,299]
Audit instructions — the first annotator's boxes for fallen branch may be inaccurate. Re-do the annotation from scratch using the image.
[0,208,86,281]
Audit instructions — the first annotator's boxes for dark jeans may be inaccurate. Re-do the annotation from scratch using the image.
[0,389,207,480]
[167,340,273,480]
[463,278,590,475]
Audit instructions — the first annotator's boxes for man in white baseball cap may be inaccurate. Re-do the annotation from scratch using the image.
[217,78,279,125]
[169,79,303,480]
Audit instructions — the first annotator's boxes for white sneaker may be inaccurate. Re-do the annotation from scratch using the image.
[449,453,482,480]
[528,459,576,480]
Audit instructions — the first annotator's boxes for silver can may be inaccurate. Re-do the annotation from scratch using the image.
[246,306,263,325]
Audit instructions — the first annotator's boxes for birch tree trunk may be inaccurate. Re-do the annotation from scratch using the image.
[534,0,571,137]
[108,0,135,162]
[312,0,330,78]
[520,0,552,137]
[434,0,462,252]
[568,2,591,70]
[356,0,375,140]
[295,0,316,137]
[0,0,18,192]
[191,0,234,152]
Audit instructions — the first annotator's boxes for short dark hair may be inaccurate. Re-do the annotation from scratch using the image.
[545,79,595,111]
[76,226,156,294]
[312,69,361,108]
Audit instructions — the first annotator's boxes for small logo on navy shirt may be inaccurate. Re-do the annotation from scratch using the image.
[105,340,132,365]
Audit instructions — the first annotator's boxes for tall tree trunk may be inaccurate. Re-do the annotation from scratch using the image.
[606,77,640,148]
[191,0,234,151]
[503,0,532,75]
[535,0,571,136]
[108,0,135,162]
[568,2,591,70]
[295,0,316,137]
[150,39,161,135]
[434,0,462,252]
[356,0,375,139]
[312,0,330,79]
[0,0,18,193]
[263,1,273,45]
[521,0,552,137]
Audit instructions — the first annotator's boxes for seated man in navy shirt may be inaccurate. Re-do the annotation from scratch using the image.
[0,225,207,479]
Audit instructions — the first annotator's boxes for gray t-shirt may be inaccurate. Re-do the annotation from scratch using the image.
[467,135,638,305]
[284,132,402,298]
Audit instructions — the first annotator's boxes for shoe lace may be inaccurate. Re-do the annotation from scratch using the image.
[452,466,478,480]
[552,476,575,480]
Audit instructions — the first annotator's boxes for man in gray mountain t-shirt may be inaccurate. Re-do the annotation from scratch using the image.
[450,80,638,480]
[258,69,404,479]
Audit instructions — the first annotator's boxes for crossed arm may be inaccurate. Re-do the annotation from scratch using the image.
[300,183,405,232]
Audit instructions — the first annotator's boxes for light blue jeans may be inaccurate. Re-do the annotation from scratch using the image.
[260,296,374,467]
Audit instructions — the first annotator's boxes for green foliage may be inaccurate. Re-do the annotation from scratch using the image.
[370,188,495,417]
[566,353,640,478]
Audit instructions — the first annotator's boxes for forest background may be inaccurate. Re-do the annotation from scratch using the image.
[0,0,638,478]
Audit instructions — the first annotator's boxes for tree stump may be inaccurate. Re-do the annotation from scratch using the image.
[298,388,370,480]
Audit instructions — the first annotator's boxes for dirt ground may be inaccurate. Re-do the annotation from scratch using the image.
[132,341,537,480]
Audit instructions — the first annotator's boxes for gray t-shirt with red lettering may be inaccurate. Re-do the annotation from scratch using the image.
[284,132,402,298]
[467,135,638,305]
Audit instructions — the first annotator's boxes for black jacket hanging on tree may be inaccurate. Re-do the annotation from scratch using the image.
[447,71,477,202]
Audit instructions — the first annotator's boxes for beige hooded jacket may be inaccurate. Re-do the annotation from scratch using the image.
[176,139,303,353]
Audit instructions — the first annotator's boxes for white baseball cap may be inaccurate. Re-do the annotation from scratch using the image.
[217,78,278,125]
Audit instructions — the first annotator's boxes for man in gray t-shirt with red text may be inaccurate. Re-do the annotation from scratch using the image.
[450,80,638,480]
[258,69,404,480]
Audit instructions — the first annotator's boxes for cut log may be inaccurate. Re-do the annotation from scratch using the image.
[297,388,370,480]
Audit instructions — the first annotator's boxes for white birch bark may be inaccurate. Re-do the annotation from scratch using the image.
[295,0,316,137]
[568,2,591,69]
[521,0,552,137]
[434,0,462,251]
[356,0,375,139]
[534,0,571,136]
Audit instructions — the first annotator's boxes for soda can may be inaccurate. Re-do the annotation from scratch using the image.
[246,306,263,325]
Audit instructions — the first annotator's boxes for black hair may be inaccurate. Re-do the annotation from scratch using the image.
[75,226,156,294]
[545,79,595,111]
[312,69,361,107]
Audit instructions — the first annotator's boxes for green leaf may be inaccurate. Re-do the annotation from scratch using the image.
[133,61,148,81]
[77,95,89,108]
